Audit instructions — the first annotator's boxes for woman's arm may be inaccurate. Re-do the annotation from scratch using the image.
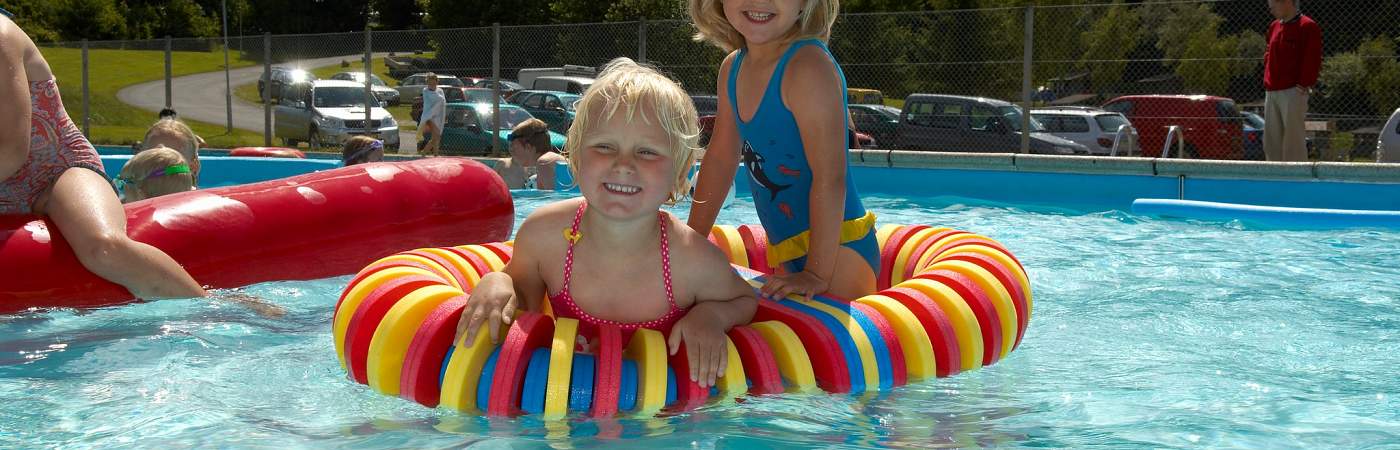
[783,47,848,284]
[0,19,32,181]
[687,52,741,234]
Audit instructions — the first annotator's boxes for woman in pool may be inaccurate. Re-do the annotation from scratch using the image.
[455,58,757,388]
[0,16,206,299]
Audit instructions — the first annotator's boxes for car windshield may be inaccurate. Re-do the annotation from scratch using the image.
[559,94,581,112]
[338,73,386,86]
[444,88,466,102]
[314,87,375,108]
[868,105,901,120]
[479,107,536,130]
[463,89,498,104]
[437,77,465,87]
[999,106,1046,132]
[1243,112,1265,129]
[1094,114,1131,132]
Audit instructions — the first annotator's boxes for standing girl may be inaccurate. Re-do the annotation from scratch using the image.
[687,0,878,300]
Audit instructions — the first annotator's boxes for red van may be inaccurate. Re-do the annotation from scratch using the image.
[1101,95,1244,159]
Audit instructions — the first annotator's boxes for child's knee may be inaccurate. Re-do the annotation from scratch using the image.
[70,230,132,269]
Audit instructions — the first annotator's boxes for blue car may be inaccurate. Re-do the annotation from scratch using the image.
[1243,111,1265,160]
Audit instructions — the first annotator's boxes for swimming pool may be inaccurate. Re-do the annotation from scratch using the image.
[4,156,1399,447]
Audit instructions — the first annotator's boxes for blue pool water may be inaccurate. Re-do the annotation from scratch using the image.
[2,187,1397,448]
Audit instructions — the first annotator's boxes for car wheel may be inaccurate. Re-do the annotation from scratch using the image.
[283,137,299,147]
[309,129,322,150]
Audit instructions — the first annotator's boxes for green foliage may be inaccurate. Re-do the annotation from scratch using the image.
[1076,4,1141,93]
[1320,36,1400,118]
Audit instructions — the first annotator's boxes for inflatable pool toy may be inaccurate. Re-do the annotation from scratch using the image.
[228,147,307,158]
[332,223,1031,417]
[0,158,512,313]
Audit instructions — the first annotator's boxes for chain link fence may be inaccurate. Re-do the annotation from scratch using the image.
[38,0,1400,161]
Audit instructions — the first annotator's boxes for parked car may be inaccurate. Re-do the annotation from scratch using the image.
[329,71,402,106]
[440,103,566,156]
[691,95,718,117]
[412,88,504,123]
[1101,95,1244,159]
[1241,111,1265,160]
[513,90,581,134]
[258,67,316,103]
[474,79,524,97]
[848,88,884,105]
[518,65,596,91]
[531,76,593,94]
[1031,107,1139,156]
[698,114,874,149]
[1380,108,1400,162]
[895,94,1087,155]
[394,73,465,105]
[274,80,399,150]
[849,104,901,149]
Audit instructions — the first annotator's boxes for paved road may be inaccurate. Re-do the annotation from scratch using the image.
[117,54,418,152]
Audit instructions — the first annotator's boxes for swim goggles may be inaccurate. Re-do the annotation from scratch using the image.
[1,8,14,18]
[342,139,384,164]
[507,130,546,141]
[113,163,191,192]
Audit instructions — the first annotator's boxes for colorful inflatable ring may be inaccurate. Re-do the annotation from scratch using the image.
[1,158,512,313]
[333,223,1031,416]
[228,146,306,158]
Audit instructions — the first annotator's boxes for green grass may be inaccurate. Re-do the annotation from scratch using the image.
[41,47,265,148]
[232,56,422,131]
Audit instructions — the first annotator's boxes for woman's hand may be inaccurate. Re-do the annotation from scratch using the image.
[667,304,730,388]
[760,270,829,301]
[454,272,518,345]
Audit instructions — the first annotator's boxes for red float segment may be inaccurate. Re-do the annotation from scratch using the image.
[486,312,555,416]
[334,259,442,314]
[591,325,625,418]
[438,246,493,278]
[399,296,468,407]
[877,225,926,291]
[0,158,513,313]
[931,238,1024,273]
[665,344,711,411]
[848,300,908,388]
[344,276,443,383]
[940,253,1029,350]
[751,300,852,393]
[400,250,473,291]
[737,225,773,274]
[914,271,1004,366]
[228,147,305,158]
[881,287,961,378]
[903,229,968,280]
[480,242,514,263]
[726,326,784,395]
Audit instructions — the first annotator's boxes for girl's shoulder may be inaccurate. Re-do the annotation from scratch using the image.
[515,197,584,248]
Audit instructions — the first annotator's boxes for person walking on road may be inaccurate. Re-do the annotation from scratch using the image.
[1263,0,1322,162]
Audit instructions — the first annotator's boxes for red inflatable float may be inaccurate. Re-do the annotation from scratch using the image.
[228,147,306,158]
[0,158,513,313]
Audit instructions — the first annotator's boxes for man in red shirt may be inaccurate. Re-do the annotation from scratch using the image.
[1263,0,1322,162]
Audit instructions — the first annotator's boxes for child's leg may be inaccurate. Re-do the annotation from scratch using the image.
[34,167,207,299]
[826,246,876,300]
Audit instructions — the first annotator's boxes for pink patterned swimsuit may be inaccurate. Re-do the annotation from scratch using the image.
[0,79,105,214]
[549,202,686,351]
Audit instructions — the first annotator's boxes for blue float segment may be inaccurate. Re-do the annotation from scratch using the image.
[619,359,638,412]
[521,348,551,414]
[811,297,895,390]
[475,348,502,412]
[569,353,595,412]
[777,298,866,393]
[665,365,677,407]
[1132,198,1400,230]
[439,345,456,386]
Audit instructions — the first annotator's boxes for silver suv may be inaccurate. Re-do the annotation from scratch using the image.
[274,80,399,150]
[329,72,402,106]
[1031,107,1139,156]
[895,94,1088,155]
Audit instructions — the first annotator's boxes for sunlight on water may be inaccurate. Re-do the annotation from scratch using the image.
[2,190,1397,448]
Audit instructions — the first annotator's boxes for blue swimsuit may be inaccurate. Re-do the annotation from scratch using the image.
[728,39,880,275]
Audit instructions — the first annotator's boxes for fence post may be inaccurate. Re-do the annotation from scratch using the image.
[1020,5,1034,155]
[164,36,172,109]
[492,22,502,156]
[222,0,233,134]
[263,33,272,146]
[81,40,90,137]
[638,17,648,64]
[364,26,373,137]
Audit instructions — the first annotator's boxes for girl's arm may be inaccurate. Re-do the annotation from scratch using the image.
[783,47,848,285]
[457,211,549,343]
[687,52,741,234]
[0,20,32,181]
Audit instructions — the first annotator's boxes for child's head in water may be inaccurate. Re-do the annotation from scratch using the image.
[689,0,839,52]
[341,136,384,165]
[564,57,699,211]
[116,146,194,202]
[140,118,202,184]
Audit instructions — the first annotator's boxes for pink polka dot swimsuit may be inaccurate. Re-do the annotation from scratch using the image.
[548,202,685,348]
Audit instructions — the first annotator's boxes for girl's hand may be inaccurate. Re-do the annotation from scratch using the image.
[667,305,729,388]
[760,270,829,301]
[454,273,518,345]
[210,289,286,319]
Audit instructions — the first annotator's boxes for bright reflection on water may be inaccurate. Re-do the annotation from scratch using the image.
[1,190,1397,448]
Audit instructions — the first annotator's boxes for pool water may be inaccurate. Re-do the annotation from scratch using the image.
[2,191,1397,448]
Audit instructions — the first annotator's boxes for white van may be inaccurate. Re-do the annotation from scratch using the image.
[531,76,594,94]
[517,65,595,91]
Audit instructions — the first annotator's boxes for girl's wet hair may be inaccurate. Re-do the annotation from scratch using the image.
[341,136,383,165]
[689,0,841,52]
[116,146,193,202]
[141,118,200,167]
[563,57,700,205]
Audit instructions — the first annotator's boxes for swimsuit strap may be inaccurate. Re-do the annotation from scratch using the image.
[559,202,677,315]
